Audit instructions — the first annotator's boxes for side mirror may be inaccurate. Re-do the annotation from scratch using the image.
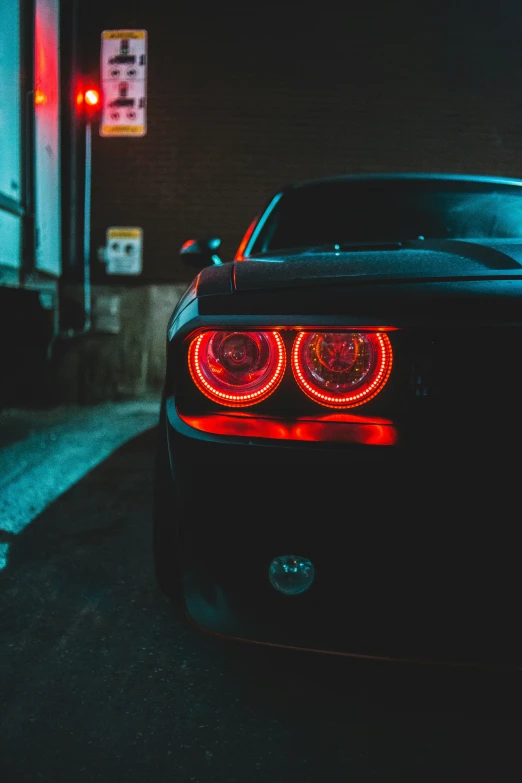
[180,237,222,268]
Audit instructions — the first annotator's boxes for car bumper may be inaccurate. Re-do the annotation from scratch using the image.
[166,398,522,670]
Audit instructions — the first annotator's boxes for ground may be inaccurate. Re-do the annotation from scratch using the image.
[0,403,521,782]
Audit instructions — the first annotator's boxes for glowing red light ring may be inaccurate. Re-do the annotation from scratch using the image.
[292,331,393,408]
[188,330,286,407]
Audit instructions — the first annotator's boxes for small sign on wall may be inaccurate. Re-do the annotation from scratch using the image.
[100,30,147,137]
[105,227,143,275]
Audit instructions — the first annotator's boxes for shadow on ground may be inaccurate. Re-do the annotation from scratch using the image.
[1,428,521,782]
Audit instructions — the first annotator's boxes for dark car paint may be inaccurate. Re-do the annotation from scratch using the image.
[166,389,521,669]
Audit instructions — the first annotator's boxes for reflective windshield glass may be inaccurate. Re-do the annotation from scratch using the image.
[249,180,522,253]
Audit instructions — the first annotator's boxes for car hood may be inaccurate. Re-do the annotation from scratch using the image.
[233,239,522,292]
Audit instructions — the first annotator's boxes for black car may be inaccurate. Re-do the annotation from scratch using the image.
[154,173,522,670]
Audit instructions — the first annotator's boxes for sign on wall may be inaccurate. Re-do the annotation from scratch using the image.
[105,227,143,275]
[100,30,147,137]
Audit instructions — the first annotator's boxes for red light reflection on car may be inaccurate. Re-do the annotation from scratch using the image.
[178,411,397,445]
[234,217,258,261]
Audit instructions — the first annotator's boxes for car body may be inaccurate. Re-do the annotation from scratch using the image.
[154,173,522,670]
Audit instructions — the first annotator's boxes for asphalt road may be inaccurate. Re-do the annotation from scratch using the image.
[1,426,521,783]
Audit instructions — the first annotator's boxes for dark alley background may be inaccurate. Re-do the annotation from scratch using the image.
[3,0,522,407]
[82,0,522,282]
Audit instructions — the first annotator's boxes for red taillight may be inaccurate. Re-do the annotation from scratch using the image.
[292,331,393,408]
[188,330,286,406]
[178,411,398,445]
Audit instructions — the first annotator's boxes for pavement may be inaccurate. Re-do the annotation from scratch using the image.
[0,397,160,568]
[1,399,522,782]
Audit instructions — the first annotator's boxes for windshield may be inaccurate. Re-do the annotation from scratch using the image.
[249,180,522,253]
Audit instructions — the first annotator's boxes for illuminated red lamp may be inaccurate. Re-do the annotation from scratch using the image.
[292,331,393,408]
[188,330,286,407]
[84,88,100,107]
[34,89,47,105]
[76,86,101,121]
[178,411,398,446]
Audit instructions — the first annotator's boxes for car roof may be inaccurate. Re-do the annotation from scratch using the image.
[280,172,522,192]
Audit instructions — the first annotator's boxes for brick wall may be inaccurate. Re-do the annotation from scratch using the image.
[81,0,522,286]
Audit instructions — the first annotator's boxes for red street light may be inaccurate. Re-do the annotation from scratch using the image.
[84,88,100,107]
[76,85,101,122]
[34,89,47,105]
[73,82,101,333]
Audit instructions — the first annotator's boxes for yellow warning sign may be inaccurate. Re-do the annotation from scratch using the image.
[100,30,147,138]
[101,125,145,136]
[107,228,142,239]
[103,30,146,39]
[106,227,143,275]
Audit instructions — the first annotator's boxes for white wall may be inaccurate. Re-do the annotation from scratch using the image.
[0,0,22,273]
[0,211,22,271]
[0,0,21,204]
